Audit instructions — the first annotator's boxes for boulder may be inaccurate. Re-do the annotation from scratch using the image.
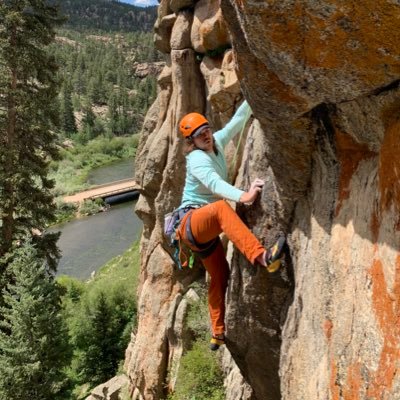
[170,10,193,50]
[86,375,128,400]
[133,62,165,78]
[191,0,230,53]
[154,14,176,53]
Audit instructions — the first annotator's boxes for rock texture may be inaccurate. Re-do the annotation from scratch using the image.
[126,1,400,399]
[86,375,128,400]
[133,62,165,78]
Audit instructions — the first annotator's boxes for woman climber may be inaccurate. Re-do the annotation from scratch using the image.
[176,100,285,351]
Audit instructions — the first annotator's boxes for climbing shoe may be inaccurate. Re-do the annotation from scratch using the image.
[265,236,286,273]
[210,335,225,351]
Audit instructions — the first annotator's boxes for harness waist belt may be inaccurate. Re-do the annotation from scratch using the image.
[185,212,219,259]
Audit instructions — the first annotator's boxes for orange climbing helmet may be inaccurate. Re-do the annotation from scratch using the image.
[179,112,209,138]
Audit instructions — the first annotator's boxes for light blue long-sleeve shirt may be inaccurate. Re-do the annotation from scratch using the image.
[179,100,251,208]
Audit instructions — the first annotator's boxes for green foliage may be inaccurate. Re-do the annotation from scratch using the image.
[60,82,78,135]
[58,242,140,395]
[0,0,64,262]
[72,291,122,384]
[60,0,157,33]
[50,135,138,196]
[168,341,225,400]
[186,282,210,340]
[49,29,159,140]
[54,199,78,224]
[79,198,106,216]
[168,281,224,400]
[0,242,71,400]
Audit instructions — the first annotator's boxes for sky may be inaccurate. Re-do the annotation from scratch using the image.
[119,0,159,7]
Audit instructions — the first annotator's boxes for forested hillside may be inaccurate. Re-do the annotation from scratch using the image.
[60,0,157,32]
[48,8,162,200]
[51,30,159,143]
[0,1,161,398]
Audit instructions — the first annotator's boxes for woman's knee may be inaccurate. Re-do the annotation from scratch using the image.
[213,200,235,216]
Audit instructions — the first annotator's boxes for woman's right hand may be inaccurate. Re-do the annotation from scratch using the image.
[239,178,265,204]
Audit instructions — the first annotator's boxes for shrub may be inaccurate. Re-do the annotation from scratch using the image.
[168,341,224,400]
[168,281,224,400]
[79,198,106,216]
[54,200,78,224]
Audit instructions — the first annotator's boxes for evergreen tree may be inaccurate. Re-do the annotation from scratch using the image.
[82,101,95,132]
[107,90,119,135]
[73,291,120,385]
[0,242,70,400]
[60,82,77,135]
[59,0,157,33]
[0,0,64,268]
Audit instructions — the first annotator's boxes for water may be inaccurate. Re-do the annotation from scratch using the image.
[53,202,142,280]
[54,159,142,280]
[87,158,135,186]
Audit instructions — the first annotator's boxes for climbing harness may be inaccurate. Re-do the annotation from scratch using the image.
[164,205,221,269]
[184,212,219,259]
[164,206,197,269]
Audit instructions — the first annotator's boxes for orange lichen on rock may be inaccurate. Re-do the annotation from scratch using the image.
[342,363,362,400]
[367,255,400,398]
[330,255,400,399]
[323,319,334,341]
[378,120,400,212]
[267,3,304,53]
[237,54,308,110]
[330,358,340,400]
[330,359,363,399]
[335,129,376,216]
[259,1,400,84]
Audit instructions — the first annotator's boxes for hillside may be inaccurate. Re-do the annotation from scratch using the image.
[60,0,157,32]
[49,3,162,200]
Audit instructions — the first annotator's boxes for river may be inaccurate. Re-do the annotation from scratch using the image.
[87,158,135,185]
[54,158,142,280]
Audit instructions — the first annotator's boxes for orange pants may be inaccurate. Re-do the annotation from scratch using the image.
[177,200,264,335]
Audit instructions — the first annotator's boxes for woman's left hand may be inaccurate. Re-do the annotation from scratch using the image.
[250,178,265,192]
[239,178,265,204]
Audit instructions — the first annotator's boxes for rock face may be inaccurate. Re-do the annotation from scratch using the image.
[86,375,128,400]
[125,1,400,399]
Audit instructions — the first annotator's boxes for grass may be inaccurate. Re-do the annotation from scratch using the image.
[50,135,139,196]
[168,340,224,400]
[168,281,225,400]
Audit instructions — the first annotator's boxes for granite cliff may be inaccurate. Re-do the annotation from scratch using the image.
[124,1,400,399]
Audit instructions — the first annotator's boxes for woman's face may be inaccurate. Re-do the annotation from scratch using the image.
[192,127,213,152]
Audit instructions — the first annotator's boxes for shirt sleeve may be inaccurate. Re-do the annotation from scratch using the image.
[189,151,245,202]
[214,100,252,149]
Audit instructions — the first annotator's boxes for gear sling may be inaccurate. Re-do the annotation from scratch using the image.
[164,205,219,269]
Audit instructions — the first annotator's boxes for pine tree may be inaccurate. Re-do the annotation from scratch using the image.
[73,291,119,385]
[107,90,119,135]
[0,0,65,268]
[60,82,77,135]
[0,242,70,400]
[81,100,95,134]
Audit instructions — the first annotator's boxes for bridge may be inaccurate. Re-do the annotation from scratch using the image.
[63,178,140,204]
